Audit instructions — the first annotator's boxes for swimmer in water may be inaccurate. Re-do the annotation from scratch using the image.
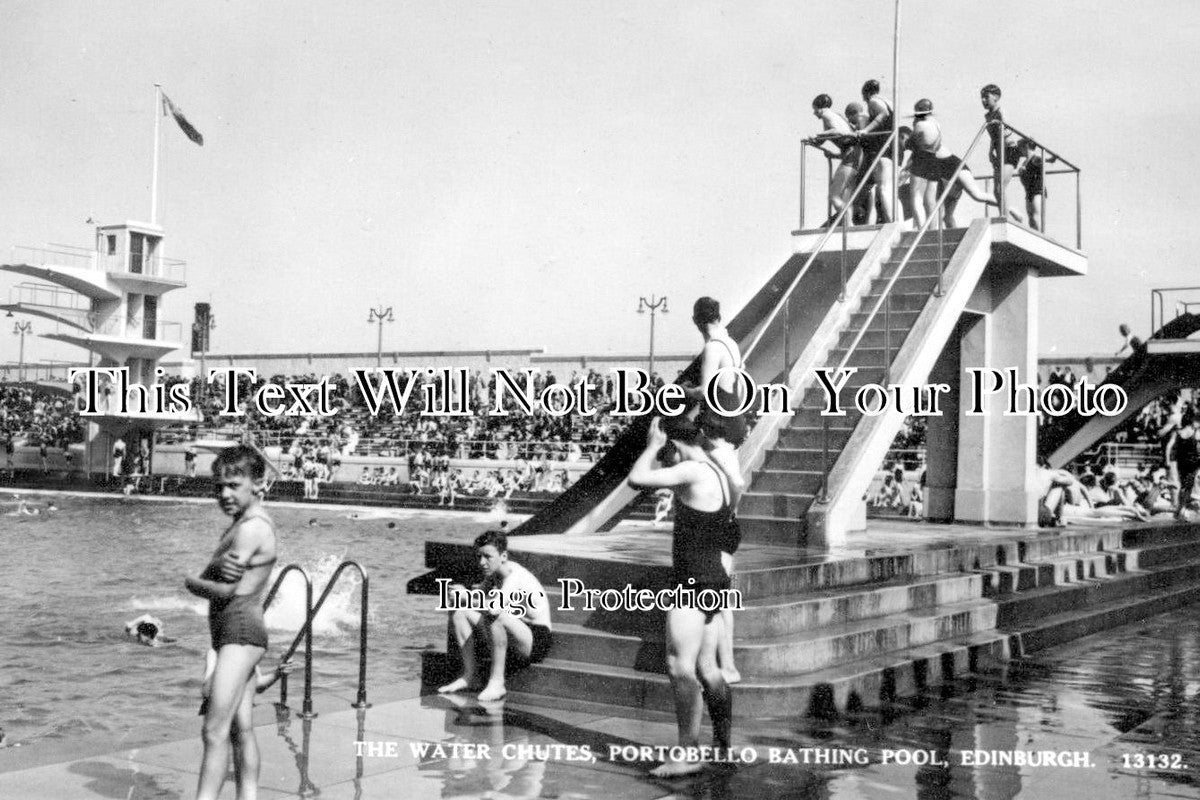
[124,614,176,646]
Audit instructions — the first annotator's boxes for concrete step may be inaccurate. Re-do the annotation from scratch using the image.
[739,490,817,519]
[777,425,853,450]
[751,468,825,495]
[788,407,860,428]
[762,447,826,471]
[739,573,985,638]
[504,555,1200,719]
[847,309,921,334]
[861,290,933,313]
[738,598,998,675]
[996,556,1200,629]
[737,514,805,547]
[548,572,986,639]
[878,256,953,280]
[547,596,998,677]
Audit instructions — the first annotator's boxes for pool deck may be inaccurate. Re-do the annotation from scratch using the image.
[7,516,1200,799]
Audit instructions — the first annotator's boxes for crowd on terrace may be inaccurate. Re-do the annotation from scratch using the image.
[190,368,643,462]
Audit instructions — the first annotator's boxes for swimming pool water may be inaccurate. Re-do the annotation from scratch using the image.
[0,494,494,746]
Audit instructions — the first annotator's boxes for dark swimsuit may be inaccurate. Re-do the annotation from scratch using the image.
[860,99,895,162]
[696,338,748,447]
[207,510,275,650]
[672,464,737,617]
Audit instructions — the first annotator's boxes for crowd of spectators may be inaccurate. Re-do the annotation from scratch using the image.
[191,368,639,463]
[0,384,85,453]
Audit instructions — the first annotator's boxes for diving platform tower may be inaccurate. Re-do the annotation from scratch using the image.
[1,221,199,474]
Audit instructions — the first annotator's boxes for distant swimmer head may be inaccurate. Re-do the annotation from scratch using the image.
[125,614,165,647]
[861,79,881,98]
[812,93,833,112]
[980,83,1001,99]
[845,101,867,124]
[692,296,721,327]
[912,98,934,117]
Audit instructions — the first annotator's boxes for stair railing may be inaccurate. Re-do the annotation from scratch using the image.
[817,123,990,502]
[263,564,314,716]
[744,129,898,377]
[265,559,371,718]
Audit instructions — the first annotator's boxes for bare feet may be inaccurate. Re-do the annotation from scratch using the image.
[437,677,476,694]
[476,682,507,701]
[721,668,742,685]
[649,759,704,778]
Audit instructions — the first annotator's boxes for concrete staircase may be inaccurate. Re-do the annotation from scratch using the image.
[739,229,968,546]
[423,521,1200,719]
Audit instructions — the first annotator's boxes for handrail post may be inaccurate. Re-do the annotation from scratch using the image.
[1040,144,1048,234]
[299,576,315,718]
[1075,170,1082,249]
[783,298,791,375]
[827,156,834,222]
[799,146,807,231]
[998,123,1007,219]
[884,295,892,384]
[820,416,830,502]
[935,209,944,297]
[354,573,370,708]
[840,210,848,301]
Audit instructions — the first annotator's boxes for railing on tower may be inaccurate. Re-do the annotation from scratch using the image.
[1150,287,1200,338]
[799,122,1084,249]
[742,129,898,376]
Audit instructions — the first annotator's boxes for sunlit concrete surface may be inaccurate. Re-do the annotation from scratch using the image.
[5,603,1200,799]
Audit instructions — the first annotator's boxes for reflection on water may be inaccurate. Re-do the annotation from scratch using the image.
[248,605,1200,799]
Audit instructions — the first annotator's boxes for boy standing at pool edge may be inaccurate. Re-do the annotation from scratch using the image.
[185,444,278,800]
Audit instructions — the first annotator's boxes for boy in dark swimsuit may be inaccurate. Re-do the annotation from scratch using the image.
[185,444,277,800]
[628,417,734,777]
[981,84,1025,223]
[857,79,896,223]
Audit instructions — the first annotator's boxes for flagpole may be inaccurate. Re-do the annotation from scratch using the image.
[891,0,900,220]
[151,84,162,224]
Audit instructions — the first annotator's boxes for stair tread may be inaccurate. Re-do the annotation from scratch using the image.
[742,597,997,648]
[746,572,981,609]
[992,555,1200,603]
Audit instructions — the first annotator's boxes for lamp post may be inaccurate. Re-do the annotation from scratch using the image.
[12,321,32,383]
[367,306,394,369]
[636,295,668,379]
[192,313,216,405]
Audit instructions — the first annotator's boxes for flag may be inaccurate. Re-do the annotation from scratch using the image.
[162,92,204,146]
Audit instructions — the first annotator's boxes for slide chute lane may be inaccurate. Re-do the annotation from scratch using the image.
[1040,313,1200,467]
[513,248,864,536]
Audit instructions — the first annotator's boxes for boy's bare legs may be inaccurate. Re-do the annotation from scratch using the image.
[438,596,484,693]
[197,644,264,800]
[652,607,706,778]
[228,672,260,800]
[651,608,730,777]
[478,612,535,701]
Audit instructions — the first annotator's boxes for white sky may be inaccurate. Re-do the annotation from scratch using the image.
[2,0,1197,369]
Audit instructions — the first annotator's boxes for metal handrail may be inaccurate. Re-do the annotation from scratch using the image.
[275,560,371,712]
[991,121,1083,249]
[744,129,898,376]
[1150,287,1200,337]
[817,122,991,501]
[264,564,315,716]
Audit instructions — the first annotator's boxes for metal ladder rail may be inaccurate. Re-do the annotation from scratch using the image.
[263,564,315,716]
[270,560,371,716]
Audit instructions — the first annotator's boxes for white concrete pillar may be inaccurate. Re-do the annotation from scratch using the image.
[955,267,1040,526]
